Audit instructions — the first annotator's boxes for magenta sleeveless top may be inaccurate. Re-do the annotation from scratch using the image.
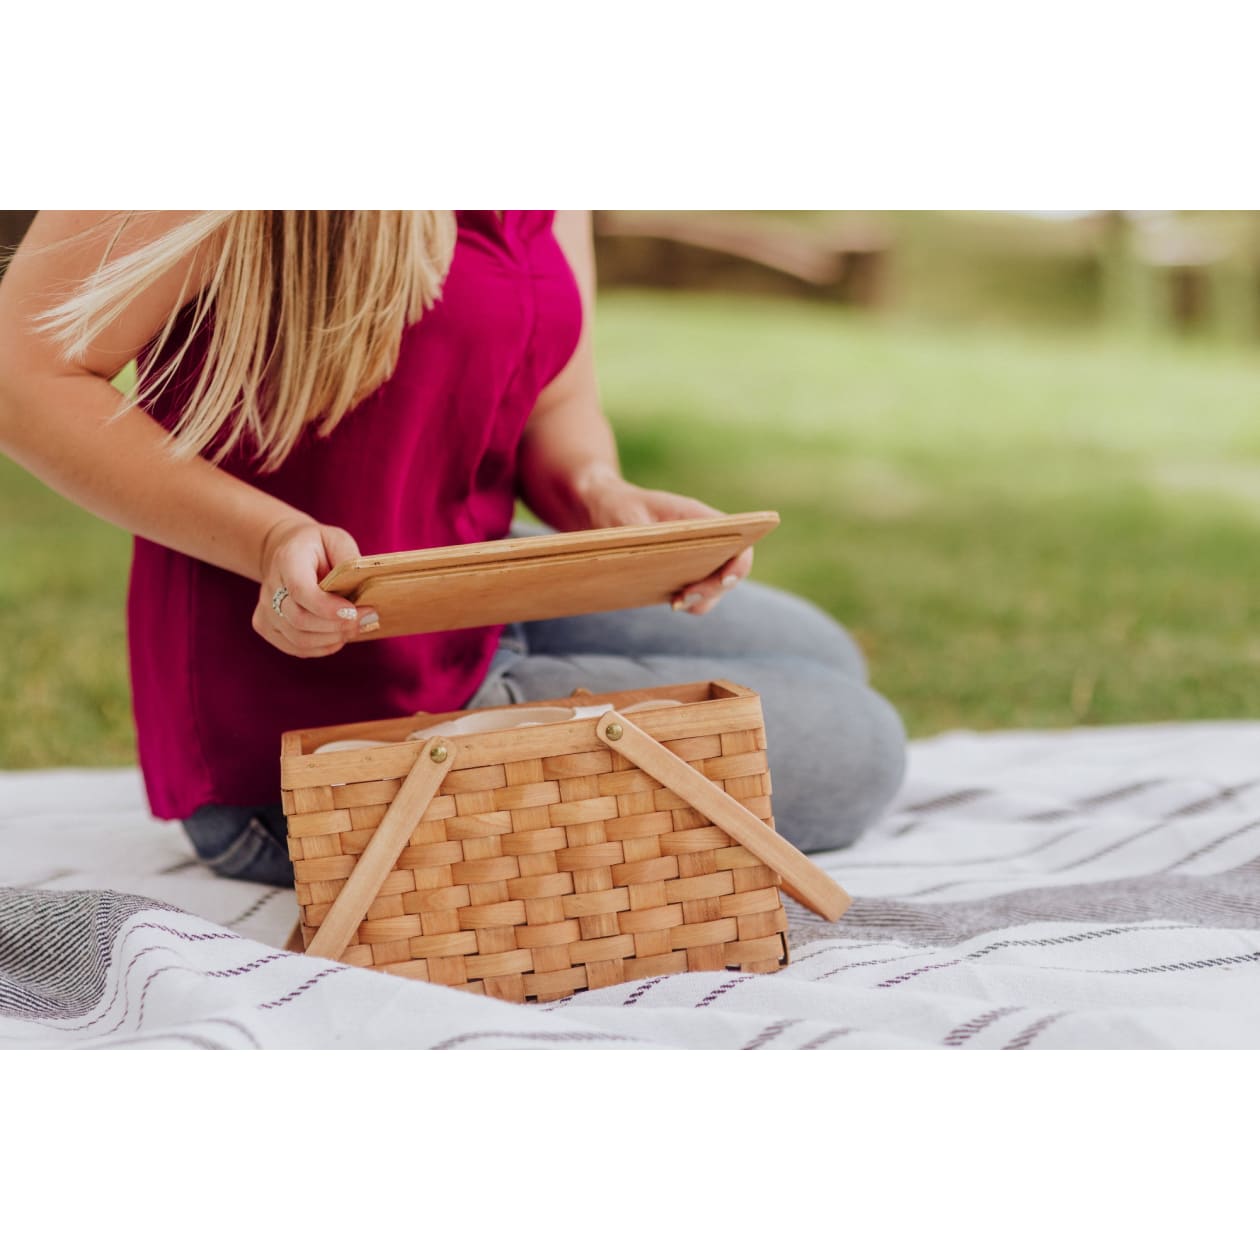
[129,211,582,819]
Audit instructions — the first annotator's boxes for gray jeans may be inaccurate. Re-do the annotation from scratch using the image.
[182,580,907,885]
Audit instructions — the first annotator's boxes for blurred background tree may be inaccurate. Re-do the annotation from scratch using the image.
[592,209,1260,337]
[3,210,1260,768]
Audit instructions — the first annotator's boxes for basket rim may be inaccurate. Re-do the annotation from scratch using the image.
[282,678,759,763]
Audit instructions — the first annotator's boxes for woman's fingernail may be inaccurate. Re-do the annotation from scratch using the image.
[359,612,380,632]
[721,575,740,588]
[337,607,359,621]
[672,591,703,611]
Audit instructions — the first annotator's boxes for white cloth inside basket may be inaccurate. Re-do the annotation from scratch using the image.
[311,698,682,753]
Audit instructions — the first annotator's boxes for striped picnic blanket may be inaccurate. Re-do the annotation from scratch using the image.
[2,720,1258,1049]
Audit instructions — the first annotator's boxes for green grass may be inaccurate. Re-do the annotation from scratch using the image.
[0,463,134,766]
[601,291,1260,735]
[4,288,1260,767]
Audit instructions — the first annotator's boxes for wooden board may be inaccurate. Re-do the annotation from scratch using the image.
[320,512,778,638]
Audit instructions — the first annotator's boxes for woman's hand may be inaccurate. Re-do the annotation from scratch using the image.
[252,518,379,657]
[577,469,753,615]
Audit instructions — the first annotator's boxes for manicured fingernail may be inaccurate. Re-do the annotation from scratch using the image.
[721,575,739,588]
[672,592,703,611]
[359,612,380,632]
[337,607,359,620]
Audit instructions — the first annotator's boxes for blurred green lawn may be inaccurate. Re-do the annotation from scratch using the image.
[4,288,1260,768]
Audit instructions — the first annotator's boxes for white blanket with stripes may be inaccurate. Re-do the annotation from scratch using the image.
[3,721,1258,1049]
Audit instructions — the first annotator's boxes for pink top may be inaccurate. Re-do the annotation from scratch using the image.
[129,211,582,819]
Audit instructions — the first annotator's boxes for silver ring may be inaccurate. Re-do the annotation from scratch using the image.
[271,585,290,619]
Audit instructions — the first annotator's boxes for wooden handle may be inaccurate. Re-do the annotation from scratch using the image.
[305,736,458,960]
[594,711,852,921]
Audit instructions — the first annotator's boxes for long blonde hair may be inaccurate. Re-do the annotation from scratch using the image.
[36,211,457,470]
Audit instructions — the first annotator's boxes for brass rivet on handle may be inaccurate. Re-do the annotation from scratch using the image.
[605,722,623,742]
[430,743,449,763]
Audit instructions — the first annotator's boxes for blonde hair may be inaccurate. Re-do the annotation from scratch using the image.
[36,211,457,470]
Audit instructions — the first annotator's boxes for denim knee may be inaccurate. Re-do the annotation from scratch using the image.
[182,803,294,887]
[797,684,907,853]
[756,666,908,854]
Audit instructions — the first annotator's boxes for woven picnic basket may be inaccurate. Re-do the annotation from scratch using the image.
[281,679,851,1002]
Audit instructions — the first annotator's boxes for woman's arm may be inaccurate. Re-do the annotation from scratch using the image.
[514,211,621,529]
[516,210,753,613]
[0,211,370,656]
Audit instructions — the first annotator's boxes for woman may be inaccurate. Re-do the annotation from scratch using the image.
[0,210,905,886]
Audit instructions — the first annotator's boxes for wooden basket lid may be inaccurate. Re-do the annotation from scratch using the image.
[320,511,779,639]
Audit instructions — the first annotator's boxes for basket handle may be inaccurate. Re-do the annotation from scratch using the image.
[594,711,851,922]
[304,735,458,961]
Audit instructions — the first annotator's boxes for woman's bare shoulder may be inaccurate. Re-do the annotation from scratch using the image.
[0,211,226,380]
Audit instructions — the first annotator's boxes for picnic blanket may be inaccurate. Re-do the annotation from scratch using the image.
[2,720,1259,1049]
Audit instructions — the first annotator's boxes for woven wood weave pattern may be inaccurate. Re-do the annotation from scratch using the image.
[282,688,789,1002]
